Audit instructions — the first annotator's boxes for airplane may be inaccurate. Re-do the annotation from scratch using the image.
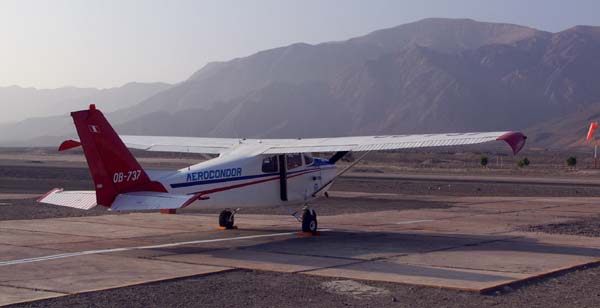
[38,104,527,233]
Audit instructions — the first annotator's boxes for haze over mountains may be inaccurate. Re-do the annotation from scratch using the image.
[0,82,171,124]
[3,18,600,148]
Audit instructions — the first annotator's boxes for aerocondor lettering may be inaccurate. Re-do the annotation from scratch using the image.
[186,168,242,182]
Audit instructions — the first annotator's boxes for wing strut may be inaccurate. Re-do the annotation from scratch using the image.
[313,151,372,197]
[328,151,349,164]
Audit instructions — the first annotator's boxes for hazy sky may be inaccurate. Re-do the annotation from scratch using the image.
[1,0,599,89]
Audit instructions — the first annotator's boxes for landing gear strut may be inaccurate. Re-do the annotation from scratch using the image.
[218,208,238,229]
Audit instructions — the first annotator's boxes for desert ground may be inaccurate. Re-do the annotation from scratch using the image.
[1,147,600,307]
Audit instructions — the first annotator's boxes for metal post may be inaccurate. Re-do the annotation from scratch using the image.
[594,144,598,169]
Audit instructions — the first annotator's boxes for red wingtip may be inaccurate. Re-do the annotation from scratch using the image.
[497,132,527,155]
[58,139,82,151]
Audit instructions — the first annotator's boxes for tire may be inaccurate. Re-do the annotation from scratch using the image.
[219,210,234,229]
[301,209,318,233]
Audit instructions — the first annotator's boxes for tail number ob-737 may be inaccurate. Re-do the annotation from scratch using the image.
[113,170,142,183]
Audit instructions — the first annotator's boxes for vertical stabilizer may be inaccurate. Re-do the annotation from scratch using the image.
[71,104,166,206]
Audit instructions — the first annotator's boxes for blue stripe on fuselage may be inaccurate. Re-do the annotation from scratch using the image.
[170,168,321,189]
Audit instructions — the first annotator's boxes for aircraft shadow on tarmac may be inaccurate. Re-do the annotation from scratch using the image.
[146,230,600,285]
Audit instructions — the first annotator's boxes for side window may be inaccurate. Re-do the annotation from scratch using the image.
[303,154,313,166]
[261,156,278,173]
[286,153,303,170]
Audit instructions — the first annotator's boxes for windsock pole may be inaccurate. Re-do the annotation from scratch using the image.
[595,145,598,169]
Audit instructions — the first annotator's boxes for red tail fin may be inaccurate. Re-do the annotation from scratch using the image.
[71,104,166,207]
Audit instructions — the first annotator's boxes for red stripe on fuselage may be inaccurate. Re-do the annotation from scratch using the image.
[189,168,321,197]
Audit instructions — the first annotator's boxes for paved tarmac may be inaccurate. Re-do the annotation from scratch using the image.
[1,192,600,306]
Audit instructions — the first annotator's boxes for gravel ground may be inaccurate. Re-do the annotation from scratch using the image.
[0,165,92,194]
[0,198,115,221]
[521,217,600,237]
[8,266,600,308]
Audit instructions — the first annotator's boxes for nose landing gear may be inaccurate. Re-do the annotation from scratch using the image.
[292,206,318,234]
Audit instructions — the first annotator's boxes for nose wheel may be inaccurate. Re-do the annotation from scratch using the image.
[301,208,318,233]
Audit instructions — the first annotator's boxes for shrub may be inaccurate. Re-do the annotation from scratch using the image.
[480,156,488,167]
[517,157,530,168]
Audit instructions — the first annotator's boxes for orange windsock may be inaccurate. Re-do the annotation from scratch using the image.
[587,122,598,141]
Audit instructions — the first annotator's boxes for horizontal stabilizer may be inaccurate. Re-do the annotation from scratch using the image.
[37,188,97,210]
[110,191,198,211]
[58,139,81,151]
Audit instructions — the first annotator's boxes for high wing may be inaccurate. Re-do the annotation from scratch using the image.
[121,131,526,155]
[121,136,238,155]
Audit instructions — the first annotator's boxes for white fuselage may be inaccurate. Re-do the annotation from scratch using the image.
[152,150,337,209]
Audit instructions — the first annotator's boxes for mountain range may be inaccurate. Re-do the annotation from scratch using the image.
[2,18,600,149]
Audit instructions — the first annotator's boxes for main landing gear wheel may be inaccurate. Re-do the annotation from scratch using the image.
[301,209,318,233]
[219,209,235,229]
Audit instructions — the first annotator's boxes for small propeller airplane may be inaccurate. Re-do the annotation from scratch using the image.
[38,105,527,233]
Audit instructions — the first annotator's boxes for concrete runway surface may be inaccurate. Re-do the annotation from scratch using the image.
[2,191,600,306]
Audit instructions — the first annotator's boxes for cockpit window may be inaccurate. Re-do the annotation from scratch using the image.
[303,154,313,166]
[261,156,278,173]
[286,153,303,170]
